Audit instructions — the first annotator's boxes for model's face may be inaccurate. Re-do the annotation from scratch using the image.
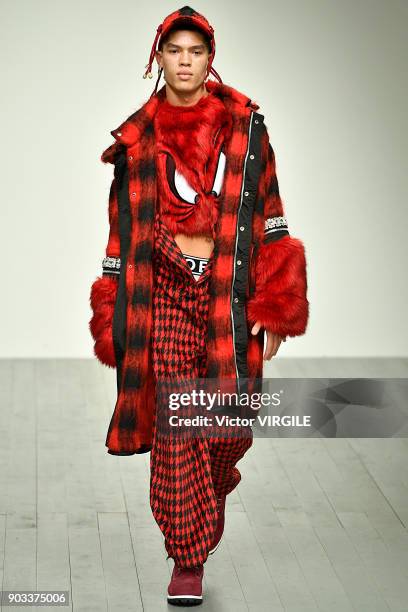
[155,29,210,94]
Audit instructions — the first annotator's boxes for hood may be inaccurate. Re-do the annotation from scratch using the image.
[101,80,260,164]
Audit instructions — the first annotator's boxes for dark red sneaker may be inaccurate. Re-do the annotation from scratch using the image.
[208,494,226,555]
[167,563,204,606]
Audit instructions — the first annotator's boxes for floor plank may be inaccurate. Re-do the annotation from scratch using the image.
[0,358,407,610]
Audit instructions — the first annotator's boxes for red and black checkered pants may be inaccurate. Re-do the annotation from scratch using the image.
[149,217,253,568]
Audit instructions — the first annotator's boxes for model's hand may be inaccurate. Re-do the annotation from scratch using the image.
[250,321,286,360]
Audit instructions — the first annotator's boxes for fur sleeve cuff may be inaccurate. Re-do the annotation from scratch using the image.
[89,275,119,368]
[246,235,309,337]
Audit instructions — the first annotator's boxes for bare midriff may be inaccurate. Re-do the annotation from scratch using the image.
[174,233,215,258]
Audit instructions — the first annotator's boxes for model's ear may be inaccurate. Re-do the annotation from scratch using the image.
[155,50,162,69]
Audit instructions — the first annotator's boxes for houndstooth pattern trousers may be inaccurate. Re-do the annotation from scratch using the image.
[149,215,253,568]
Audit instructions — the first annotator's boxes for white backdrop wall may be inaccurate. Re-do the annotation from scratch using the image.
[1,0,407,358]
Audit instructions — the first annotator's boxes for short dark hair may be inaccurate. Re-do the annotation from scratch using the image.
[158,23,212,54]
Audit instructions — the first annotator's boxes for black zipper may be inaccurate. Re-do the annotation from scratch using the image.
[248,242,258,298]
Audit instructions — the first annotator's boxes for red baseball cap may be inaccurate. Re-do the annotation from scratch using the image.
[143,6,222,96]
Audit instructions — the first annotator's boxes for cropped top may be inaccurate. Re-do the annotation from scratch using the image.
[153,89,233,240]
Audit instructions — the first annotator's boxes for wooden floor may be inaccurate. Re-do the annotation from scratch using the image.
[0,358,407,611]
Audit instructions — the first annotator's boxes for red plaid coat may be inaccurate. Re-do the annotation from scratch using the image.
[89,79,309,455]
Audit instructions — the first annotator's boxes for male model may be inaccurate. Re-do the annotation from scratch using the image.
[89,5,309,606]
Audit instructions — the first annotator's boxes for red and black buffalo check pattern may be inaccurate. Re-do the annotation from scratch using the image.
[97,79,308,455]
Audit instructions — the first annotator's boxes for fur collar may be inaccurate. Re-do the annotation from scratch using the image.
[101,80,260,163]
[153,89,233,193]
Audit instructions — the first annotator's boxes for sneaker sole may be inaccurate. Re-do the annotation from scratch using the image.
[167,594,203,606]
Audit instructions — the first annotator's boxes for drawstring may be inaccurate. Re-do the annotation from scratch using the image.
[143,24,163,80]
[209,65,222,83]
[151,67,163,98]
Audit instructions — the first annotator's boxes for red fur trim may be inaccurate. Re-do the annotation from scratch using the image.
[89,276,118,368]
[246,235,309,337]
[153,91,232,240]
[153,91,232,191]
